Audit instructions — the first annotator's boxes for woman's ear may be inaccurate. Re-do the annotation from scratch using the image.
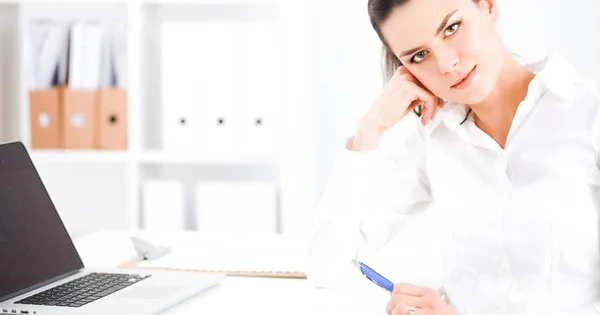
[479,0,499,23]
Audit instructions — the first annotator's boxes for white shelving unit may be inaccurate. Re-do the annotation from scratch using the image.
[1,0,318,238]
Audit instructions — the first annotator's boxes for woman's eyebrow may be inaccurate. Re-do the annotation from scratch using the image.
[398,9,459,58]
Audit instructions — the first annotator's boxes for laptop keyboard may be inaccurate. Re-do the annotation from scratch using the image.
[15,272,151,308]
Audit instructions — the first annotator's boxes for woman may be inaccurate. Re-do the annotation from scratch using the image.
[307,0,600,314]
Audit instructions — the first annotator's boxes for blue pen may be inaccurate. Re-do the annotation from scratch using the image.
[352,259,452,304]
[351,259,394,292]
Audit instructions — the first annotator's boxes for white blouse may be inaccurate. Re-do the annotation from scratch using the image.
[307,53,600,315]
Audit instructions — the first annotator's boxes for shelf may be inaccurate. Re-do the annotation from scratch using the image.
[137,150,278,166]
[3,0,316,236]
[142,0,277,4]
[27,149,277,166]
[4,0,275,3]
[19,0,129,2]
[29,149,131,164]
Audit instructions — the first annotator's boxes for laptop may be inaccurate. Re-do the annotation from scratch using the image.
[0,141,225,315]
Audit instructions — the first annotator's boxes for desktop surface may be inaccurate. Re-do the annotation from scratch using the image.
[73,230,390,315]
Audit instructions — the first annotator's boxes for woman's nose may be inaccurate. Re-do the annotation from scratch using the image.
[437,49,460,73]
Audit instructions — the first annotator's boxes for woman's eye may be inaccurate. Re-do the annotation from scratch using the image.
[411,51,428,64]
[409,22,460,64]
[444,22,460,36]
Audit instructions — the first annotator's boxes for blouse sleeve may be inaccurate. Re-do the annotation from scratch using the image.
[306,120,433,288]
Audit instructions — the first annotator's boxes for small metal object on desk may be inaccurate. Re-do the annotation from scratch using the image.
[130,236,172,261]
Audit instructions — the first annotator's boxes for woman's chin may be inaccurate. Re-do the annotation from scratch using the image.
[447,88,493,105]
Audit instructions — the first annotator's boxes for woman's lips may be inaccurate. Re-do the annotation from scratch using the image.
[451,66,477,90]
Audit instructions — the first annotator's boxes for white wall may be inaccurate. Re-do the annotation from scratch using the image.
[315,0,383,197]
[34,163,129,237]
[497,0,600,83]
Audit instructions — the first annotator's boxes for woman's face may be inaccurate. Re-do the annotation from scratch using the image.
[381,0,505,104]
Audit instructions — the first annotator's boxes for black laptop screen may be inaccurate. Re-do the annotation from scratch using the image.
[0,142,83,301]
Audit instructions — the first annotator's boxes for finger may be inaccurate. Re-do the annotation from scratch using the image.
[402,87,429,116]
[398,80,436,124]
[398,72,418,85]
[421,106,428,126]
[394,66,430,94]
[391,304,424,315]
[415,87,437,123]
[396,65,409,76]
[392,66,409,82]
[405,99,423,115]
[423,97,437,124]
[386,294,429,314]
[432,98,442,119]
[406,86,436,125]
[393,65,418,81]
[429,99,439,121]
[392,305,434,315]
[392,282,434,297]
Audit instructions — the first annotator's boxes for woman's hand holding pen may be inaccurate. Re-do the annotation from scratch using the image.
[351,66,444,151]
[386,283,456,315]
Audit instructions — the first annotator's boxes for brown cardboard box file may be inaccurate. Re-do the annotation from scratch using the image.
[29,88,62,149]
[62,89,96,149]
[96,88,127,149]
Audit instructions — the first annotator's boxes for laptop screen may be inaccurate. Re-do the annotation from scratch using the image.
[0,142,83,301]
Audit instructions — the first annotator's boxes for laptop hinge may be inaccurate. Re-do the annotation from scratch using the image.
[0,269,81,303]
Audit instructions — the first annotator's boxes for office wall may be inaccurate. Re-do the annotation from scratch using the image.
[34,163,129,237]
[314,0,384,199]
[497,0,600,82]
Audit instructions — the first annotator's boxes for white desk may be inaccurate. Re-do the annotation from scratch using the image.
[73,230,391,315]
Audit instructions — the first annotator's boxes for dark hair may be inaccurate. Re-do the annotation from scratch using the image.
[368,0,481,117]
[367,0,409,80]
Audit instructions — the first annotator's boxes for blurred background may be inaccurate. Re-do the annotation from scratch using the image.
[1,0,599,245]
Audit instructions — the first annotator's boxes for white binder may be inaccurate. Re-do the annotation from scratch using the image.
[27,20,70,89]
[160,22,202,151]
[68,22,104,90]
[142,179,186,231]
[161,21,240,157]
[194,181,238,234]
[196,22,239,159]
[237,181,278,234]
[238,21,281,160]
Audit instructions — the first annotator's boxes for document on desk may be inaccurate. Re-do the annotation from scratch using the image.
[136,236,308,278]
